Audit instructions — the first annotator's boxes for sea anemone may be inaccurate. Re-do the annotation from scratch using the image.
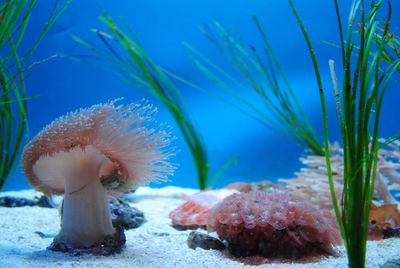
[21,100,174,252]
[207,191,341,260]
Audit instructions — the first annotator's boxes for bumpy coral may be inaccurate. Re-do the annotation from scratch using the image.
[279,143,345,210]
[280,140,400,210]
[207,191,341,260]
[169,189,237,229]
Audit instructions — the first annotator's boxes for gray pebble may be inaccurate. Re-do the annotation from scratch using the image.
[187,231,226,251]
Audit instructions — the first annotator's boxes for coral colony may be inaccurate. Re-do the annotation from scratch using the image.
[280,141,400,210]
[207,191,341,260]
[169,189,238,229]
[21,100,174,253]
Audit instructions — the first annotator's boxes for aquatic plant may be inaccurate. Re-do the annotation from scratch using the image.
[72,13,238,190]
[207,191,341,259]
[21,100,174,253]
[0,0,71,190]
[185,17,324,155]
[374,26,400,73]
[288,0,400,266]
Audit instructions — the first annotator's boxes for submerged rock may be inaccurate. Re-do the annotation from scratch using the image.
[48,225,126,256]
[151,232,170,237]
[0,195,54,208]
[34,231,56,238]
[187,231,226,251]
[172,223,206,231]
[35,195,55,208]
[383,227,400,239]
[0,196,36,207]
[110,198,145,229]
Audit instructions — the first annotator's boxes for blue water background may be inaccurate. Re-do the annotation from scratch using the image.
[3,0,400,190]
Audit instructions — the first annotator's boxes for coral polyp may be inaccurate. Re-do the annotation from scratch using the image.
[207,191,341,260]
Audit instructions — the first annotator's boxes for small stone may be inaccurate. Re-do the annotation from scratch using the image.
[172,224,206,231]
[35,231,55,238]
[109,198,145,229]
[152,232,170,237]
[383,227,400,239]
[187,231,226,251]
[35,195,55,208]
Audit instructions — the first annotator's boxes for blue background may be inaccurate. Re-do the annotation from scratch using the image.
[3,0,400,190]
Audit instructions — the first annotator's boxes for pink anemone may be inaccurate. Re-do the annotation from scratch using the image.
[21,100,175,248]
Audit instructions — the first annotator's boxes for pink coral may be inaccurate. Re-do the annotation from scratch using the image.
[169,189,237,228]
[207,191,341,260]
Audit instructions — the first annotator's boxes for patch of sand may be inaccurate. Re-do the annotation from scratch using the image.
[0,187,399,268]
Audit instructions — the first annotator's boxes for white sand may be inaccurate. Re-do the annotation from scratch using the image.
[0,187,399,268]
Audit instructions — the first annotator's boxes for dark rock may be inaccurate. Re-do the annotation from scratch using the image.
[0,195,56,208]
[383,227,400,239]
[187,231,226,251]
[35,231,56,238]
[172,224,206,231]
[48,225,126,256]
[36,195,55,208]
[109,198,145,229]
[0,196,37,207]
[152,232,170,237]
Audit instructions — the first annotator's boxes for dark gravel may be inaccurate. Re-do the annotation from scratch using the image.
[110,198,145,229]
[187,231,226,251]
[0,195,54,208]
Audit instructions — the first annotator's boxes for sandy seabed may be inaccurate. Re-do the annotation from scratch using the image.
[0,186,399,268]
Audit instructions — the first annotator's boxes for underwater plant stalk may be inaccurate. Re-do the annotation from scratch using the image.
[373,25,400,73]
[289,0,400,267]
[72,13,222,190]
[185,17,324,155]
[0,0,71,190]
